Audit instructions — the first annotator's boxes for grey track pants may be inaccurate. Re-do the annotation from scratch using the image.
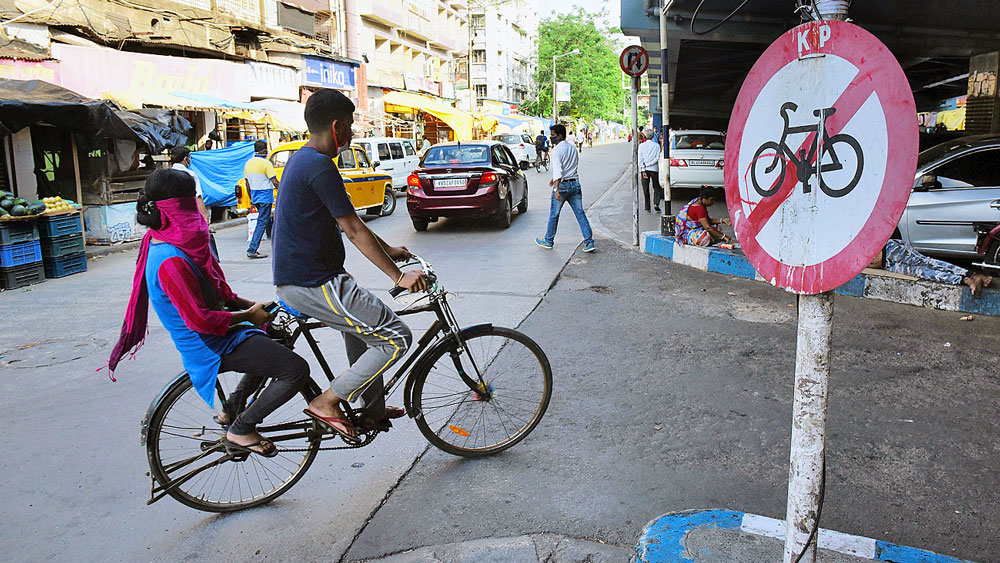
[277,275,412,408]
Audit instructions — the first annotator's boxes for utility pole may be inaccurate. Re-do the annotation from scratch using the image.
[552,49,580,122]
[659,0,673,221]
[631,75,640,246]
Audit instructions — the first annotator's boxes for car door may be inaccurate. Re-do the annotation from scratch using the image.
[402,140,419,172]
[336,146,365,210]
[495,145,522,202]
[389,142,406,187]
[376,142,395,187]
[503,145,526,202]
[903,146,1000,257]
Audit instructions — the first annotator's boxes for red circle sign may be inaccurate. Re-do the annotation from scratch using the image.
[725,20,917,295]
[620,46,649,77]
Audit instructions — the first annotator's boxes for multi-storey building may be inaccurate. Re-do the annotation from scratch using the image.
[468,0,537,110]
[345,0,469,136]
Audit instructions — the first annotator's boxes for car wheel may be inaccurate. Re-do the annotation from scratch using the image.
[986,238,1000,268]
[379,186,396,216]
[516,183,528,214]
[412,217,429,231]
[495,194,512,229]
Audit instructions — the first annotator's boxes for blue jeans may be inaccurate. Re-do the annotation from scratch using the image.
[543,179,593,245]
[248,202,272,254]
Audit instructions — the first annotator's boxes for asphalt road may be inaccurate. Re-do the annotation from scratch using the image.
[0,142,628,561]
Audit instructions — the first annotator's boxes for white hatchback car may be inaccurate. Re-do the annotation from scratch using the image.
[492,133,537,168]
[668,130,726,189]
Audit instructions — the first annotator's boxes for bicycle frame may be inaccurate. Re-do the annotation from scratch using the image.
[768,102,840,184]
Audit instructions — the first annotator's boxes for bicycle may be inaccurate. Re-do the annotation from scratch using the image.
[139,255,552,513]
[750,101,864,199]
[534,149,549,173]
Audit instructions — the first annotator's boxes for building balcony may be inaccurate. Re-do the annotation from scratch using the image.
[405,14,435,41]
[471,62,487,81]
[359,0,405,29]
[449,0,466,9]
[430,33,458,52]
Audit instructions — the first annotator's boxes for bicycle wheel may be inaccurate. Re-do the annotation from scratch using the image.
[819,134,864,198]
[751,141,786,197]
[411,327,552,457]
[146,372,319,512]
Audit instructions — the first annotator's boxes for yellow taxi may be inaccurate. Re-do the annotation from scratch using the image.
[236,140,395,216]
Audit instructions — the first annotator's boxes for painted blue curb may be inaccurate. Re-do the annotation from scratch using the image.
[636,509,975,562]
[642,232,1000,316]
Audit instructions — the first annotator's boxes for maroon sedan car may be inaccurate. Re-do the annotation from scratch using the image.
[406,141,528,231]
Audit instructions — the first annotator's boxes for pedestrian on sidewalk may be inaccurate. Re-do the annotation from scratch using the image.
[245,140,278,259]
[675,187,731,246]
[638,129,663,212]
[535,123,595,253]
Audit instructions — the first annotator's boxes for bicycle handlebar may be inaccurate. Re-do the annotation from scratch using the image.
[389,254,437,299]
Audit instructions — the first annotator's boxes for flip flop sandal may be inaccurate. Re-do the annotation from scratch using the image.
[303,409,361,444]
[222,438,278,458]
[213,414,231,427]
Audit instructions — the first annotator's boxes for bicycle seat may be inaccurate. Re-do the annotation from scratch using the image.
[277,298,310,321]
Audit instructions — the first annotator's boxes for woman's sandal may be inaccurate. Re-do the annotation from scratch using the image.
[222,437,278,458]
[303,409,361,444]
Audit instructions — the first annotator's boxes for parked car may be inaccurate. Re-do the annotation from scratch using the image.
[491,133,537,169]
[897,134,1000,259]
[406,141,529,231]
[668,130,725,189]
[352,137,420,192]
[236,140,395,217]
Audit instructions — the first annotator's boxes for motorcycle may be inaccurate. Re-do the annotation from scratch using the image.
[973,221,1000,273]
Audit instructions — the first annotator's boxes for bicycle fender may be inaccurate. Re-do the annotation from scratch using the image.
[403,323,493,418]
[140,371,190,446]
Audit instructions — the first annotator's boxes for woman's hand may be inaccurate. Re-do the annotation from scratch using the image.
[718,217,732,226]
[247,302,274,325]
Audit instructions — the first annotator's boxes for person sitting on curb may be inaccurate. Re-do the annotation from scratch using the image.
[675,187,731,246]
[871,239,993,297]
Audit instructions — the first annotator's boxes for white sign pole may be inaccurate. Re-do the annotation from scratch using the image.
[631,75,640,246]
[783,292,834,563]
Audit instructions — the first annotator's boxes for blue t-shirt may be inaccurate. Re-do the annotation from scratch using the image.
[272,145,355,287]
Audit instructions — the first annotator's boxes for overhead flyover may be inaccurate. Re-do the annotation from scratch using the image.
[621,0,1000,131]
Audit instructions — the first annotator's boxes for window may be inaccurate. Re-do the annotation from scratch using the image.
[492,134,520,144]
[403,141,416,156]
[337,147,356,169]
[475,84,488,98]
[389,142,404,159]
[355,148,371,168]
[673,134,725,150]
[377,143,390,160]
[424,145,490,166]
[470,14,484,28]
[472,49,486,63]
[931,148,1000,189]
[270,150,294,168]
[522,134,533,145]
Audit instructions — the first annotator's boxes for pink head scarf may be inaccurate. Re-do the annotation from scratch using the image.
[107,197,229,377]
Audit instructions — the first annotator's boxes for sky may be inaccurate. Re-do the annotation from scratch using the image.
[544,0,638,46]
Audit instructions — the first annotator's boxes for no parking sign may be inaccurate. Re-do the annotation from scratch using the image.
[725,20,918,294]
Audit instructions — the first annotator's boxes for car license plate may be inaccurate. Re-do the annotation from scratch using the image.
[434,178,466,188]
[689,159,717,166]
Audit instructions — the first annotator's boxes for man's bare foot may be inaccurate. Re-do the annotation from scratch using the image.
[964,276,984,297]
[973,273,993,288]
[225,430,276,456]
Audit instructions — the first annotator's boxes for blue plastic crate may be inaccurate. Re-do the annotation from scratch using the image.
[0,261,45,289]
[38,212,83,239]
[0,240,42,267]
[40,233,85,259]
[0,218,39,245]
[43,251,87,278]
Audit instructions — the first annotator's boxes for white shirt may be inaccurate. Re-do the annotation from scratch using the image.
[566,134,577,146]
[638,139,660,172]
[551,139,579,182]
[171,162,203,198]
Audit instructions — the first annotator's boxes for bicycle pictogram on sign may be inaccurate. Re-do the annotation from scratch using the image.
[750,101,864,199]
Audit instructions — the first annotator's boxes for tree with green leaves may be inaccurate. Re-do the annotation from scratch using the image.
[520,8,624,123]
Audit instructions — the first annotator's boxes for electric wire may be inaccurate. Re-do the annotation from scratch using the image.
[690,0,753,35]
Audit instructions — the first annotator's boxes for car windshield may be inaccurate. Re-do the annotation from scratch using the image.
[492,134,521,145]
[917,136,999,168]
[674,134,725,150]
[423,145,491,166]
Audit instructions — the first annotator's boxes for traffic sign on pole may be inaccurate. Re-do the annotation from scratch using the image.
[725,20,918,295]
[620,46,649,77]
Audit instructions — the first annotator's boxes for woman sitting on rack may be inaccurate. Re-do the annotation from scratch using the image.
[675,186,732,247]
[108,168,309,457]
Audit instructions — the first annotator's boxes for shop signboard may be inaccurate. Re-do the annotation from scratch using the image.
[0,59,60,83]
[304,56,356,90]
[247,61,299,101]
[51,43,250,102]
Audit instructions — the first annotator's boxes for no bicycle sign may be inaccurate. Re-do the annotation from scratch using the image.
[725,20,918,295]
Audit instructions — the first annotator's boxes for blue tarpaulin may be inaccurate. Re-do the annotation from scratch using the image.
[189,140,255,207]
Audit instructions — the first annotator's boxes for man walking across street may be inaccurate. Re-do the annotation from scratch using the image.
[535,124,595,253]
[639,129,663,212]
[245,140,278,259]
[272,89,427,442]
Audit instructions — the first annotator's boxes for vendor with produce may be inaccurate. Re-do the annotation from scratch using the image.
[0,191,77,218]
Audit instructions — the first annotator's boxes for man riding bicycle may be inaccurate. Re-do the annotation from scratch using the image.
[272,89,427,444]
[535,129,549,163]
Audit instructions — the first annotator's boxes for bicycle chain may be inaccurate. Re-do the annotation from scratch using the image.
[275,419,382,452]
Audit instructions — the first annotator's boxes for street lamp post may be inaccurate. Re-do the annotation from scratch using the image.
[552,48,580,122]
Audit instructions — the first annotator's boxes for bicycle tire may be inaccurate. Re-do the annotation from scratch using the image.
[411,327,552,458]
[819,134,864,198]
[751,141,786,198]
[146,373,319,512]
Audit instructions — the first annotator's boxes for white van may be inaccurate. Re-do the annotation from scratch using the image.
[353,137,420,191]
